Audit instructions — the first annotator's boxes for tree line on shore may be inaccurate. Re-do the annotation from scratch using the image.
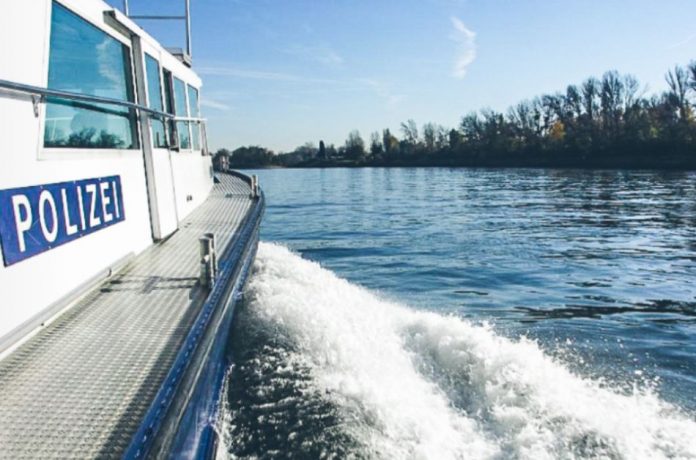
[213,62,696,170]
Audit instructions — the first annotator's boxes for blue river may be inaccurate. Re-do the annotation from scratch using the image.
[222,167,696,459]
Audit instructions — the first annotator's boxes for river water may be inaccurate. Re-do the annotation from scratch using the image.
[221,167,696,459]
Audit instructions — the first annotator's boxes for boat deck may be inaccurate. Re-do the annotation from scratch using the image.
[0,174,254,459]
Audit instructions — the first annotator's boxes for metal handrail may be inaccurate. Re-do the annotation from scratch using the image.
[0,78,205,124]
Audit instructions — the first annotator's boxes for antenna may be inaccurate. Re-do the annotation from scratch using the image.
[123,0,192,60]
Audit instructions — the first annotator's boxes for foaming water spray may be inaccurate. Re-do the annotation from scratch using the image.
[220,243,696,459]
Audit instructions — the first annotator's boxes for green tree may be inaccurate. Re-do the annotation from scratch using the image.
[369,131,383,159]
[422,123,436,153]
[448,129,462,151]
[229,146,274,167]
[382,129,399,157]
[600,71,625,141]
[345,130,366,161]
[666,65,692,124]
[400,119,419,146]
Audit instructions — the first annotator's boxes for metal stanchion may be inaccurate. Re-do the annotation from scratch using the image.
[199,234,217,289]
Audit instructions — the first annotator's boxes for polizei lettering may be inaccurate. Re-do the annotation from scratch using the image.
[0,176,125,266]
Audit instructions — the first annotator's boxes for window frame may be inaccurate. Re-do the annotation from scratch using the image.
[172,76,193,152]
[143,52,169,150]
[187,84,201,151]
[161,68,178,149]
[39,0,141,160]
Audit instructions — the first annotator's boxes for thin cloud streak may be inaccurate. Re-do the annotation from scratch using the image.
[201,98,231,111]
[197,66,341,84]
[285,44,344,67]
[450,16,476,79]
[198,64,405,108]
[666,33,696,50]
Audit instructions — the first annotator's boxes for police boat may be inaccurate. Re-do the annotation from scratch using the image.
[0,1,263,458]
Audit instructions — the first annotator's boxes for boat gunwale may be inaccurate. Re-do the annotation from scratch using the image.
[123,171,264,459]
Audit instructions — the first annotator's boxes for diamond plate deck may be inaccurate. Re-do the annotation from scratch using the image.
[0,174,254,459]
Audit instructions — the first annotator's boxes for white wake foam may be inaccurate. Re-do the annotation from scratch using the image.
[229,242,696,459]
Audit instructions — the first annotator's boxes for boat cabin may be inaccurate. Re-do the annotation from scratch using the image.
[0,0,214,351]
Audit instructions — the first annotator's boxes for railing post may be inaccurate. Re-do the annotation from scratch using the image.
[204,232,218,277]
[199,234,216,289]
[250,175,259,199]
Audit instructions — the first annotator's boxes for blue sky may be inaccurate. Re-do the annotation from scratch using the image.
[109,0,696,152]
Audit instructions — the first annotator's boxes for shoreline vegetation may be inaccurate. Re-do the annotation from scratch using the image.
[213,63,696,171]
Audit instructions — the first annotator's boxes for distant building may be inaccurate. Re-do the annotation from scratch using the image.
[213,151,230,171]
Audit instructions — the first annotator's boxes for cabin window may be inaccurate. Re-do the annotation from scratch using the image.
[162,68,176,147]
[43,2,137,149]
[144,54,168,148]
[187,85,201,150]
[173,77,191,150]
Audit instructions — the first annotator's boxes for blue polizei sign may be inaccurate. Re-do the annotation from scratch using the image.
[0,176,125,266]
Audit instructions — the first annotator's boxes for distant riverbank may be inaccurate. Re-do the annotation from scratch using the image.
[264,153,696,171]
[213,62,696,174]
[225,150,696,171]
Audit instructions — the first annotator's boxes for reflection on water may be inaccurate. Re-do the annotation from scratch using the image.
[247,167,696,411]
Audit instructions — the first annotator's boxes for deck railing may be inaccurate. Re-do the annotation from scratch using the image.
[0,78,207,152]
